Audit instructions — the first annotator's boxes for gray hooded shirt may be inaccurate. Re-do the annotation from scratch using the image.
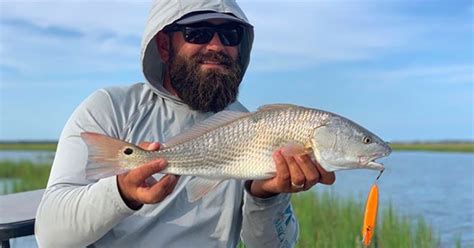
[35,0,298,247]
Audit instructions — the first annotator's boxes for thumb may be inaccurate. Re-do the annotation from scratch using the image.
[139,141,161,151]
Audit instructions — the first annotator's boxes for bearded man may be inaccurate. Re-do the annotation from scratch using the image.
[35,1,335,247]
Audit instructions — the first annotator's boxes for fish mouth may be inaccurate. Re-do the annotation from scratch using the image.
[360,152,389,171]
[366,160,385,171]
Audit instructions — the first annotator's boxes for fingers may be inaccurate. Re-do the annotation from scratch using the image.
[247,148,337,198]
[144,176,158,186]
[137,174,180,204]
[272,150,291,190]
[117,139,179,207]
[315,162,336,185]
[272,150,310,192]
[276,149,336,192]
[118,170,179,207]
[284,155,305,189]
[165,175,180,195]
[128,159,168,185]
[295,155,320,190]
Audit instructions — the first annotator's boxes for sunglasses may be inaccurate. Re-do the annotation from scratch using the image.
[165,22,244,46]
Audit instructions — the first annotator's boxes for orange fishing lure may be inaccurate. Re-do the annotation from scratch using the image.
[362,183,379,247]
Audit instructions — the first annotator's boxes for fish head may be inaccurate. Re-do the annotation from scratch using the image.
[311,116,391,172]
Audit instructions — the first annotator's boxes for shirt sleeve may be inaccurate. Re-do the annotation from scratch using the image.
[240,182,299,248]
[35,90,136,247]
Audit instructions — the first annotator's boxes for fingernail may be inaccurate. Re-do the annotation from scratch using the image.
[149,160,166,172]
[273,150,282,158]
[157,159,168,167]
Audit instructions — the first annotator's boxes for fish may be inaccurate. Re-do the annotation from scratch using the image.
[362,183,379,247]
[81,104,391,201]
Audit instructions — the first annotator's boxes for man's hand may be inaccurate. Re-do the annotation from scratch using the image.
[117,142,179,210]
[249,149,335,198]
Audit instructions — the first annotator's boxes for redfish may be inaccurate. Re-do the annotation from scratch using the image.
[82,104,391,201]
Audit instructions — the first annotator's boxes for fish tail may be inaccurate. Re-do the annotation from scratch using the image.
[81,132,140,180]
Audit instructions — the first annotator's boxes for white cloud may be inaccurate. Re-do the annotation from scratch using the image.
[0,0,472,140]
[0,2,146,80]
[2,1,471,73]
[1,1,472,78]
[240,1,471,72]
[0,1,150,36]
[0,24,140,76]
[241,2,402,70]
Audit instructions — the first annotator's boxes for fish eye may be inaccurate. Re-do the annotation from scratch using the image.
[363,136,372,144]
[123,148,134,155]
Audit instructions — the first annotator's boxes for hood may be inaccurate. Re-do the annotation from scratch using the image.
[141,0,254,101]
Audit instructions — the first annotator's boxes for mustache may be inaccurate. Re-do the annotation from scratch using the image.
[194,51,234,66]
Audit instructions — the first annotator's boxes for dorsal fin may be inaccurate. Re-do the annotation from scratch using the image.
[257,104,300,112]
[163,110,251,147]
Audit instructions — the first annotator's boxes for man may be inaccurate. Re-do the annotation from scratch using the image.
[35,0,335,247]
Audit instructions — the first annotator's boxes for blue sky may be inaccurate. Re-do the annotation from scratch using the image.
[0,0,472,141]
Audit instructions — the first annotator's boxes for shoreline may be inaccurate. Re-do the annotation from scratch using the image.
[1,142,473,153]
[389,143,473,153]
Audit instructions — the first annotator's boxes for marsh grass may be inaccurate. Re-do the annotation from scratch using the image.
[239,191,439,248]
[0,160,451,247]
[2,142,473,153]
[377,205,438,247]
[0,142,57,151]
[390,143,474,153]
[0,160,51,194]
[292,192,439,248]
[292,191,364,247]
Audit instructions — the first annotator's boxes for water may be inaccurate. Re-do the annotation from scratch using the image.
[315,151,474,247]
[0,151,54,164]
[1,151,473,247]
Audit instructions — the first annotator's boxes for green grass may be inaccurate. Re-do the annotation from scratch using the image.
[1,141,473,153]
[291,192,439,248]
[0,160,458,247]
[292,191,364,248]
[390,143,474,153]
[239,191,440,248]
[0,160,52,194]
[0,142,57,151]
[378,205,438,248]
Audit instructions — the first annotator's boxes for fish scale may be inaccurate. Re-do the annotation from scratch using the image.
[82,104,391,184]
[156,106,328,179]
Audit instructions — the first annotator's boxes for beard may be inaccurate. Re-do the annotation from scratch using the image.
[168,49,242,113]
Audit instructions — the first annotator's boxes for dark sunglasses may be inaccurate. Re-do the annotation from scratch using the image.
[165,22,244,46]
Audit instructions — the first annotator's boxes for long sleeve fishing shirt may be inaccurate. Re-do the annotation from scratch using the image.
[35,0,299,247]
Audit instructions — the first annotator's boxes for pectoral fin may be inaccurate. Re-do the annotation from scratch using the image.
[186,178,224,202]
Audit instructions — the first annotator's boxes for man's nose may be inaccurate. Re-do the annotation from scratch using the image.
[206,33,224,52]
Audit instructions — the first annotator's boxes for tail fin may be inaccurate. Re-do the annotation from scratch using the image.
[81,132,135,180]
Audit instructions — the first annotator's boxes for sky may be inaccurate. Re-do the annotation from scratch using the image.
[0,0,473,141]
